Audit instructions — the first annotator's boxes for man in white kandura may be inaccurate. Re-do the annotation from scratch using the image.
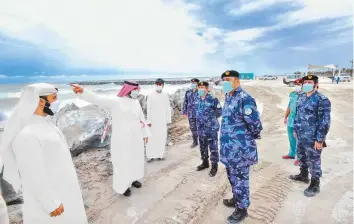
[71,81,150,197]
[0,112,9,224]
[146,78,172,162]
[0,83,87,224]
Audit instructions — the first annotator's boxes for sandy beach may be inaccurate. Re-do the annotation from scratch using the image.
[7,79,353,224]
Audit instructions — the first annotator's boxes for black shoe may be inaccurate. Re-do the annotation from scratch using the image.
[196,159,209,171]
[191,136,198,148]
[289,168,310,183]
[123,188,131,197]
[147,158,154,163]
[132,181,142,188]
[209,163,218,177]
[304,178,320,197]
[227,208,248,224]
[158,158,165,161]
[223,198,236,208]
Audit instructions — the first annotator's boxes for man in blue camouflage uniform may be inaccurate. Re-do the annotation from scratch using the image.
[290,75,331,197]
[219,70,263,223]
[182,78,200,148]
[195,81,222,177]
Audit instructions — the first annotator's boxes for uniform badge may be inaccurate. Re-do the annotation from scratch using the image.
[308,75,312,79]
[245,108,252,115]
[225,71,230,75]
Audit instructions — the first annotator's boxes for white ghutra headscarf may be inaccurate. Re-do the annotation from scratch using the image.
[0,83,58,192]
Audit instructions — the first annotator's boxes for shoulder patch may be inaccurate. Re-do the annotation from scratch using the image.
[245,107,252,115]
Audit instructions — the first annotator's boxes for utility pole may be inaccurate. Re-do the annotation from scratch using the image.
[350,60,353,77]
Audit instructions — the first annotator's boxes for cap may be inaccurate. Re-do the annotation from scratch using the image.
[295,78,303,84]
[191,78,200,83]
[302,75,319,83]
[198,81,209,87]
[221,70,240,78]
[155,78,164,84]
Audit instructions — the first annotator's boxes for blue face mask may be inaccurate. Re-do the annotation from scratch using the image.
[302,83,314,93]
[191,83,197,89]
[130,90,139,99]
[223,81,234,93]
[198,89,206,96]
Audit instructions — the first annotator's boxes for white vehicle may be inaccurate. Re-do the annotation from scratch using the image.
[283,74,303,87]
[259,75,277,80]
[338,73,351,82]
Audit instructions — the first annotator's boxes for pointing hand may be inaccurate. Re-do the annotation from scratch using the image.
[70,84,84,94]
[50,203,64,217]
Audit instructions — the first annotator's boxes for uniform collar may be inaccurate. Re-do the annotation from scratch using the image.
[228,86,242,97]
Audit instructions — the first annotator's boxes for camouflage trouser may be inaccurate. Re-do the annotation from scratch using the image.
[226,166,250,209]
[188,118,198,138]
[297,142,322,179]
[199,131,219,163]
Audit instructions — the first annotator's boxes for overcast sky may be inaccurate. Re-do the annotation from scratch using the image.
[0,0,352,82]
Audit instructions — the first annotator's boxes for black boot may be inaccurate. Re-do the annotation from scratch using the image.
[123,188,131,197]
[227,208,248,224]
[191,136,198,148]
[223,197,236,208]
[209,163,218,177]
[304,178,320,197]
[289,168,310,183]
[132,181,142,188]
[196,159,209,171]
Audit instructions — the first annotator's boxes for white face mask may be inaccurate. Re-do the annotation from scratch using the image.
[294,85,302,93]
[49,100,61,114]
[155,85,163,92]
[130,90,139,99]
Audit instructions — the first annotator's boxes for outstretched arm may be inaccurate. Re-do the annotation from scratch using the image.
[71,84,118,109]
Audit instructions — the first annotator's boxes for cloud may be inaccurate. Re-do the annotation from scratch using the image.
[0,75,7,78]
[0,0,225,73]
[229,0,293,16]
[274,0,353,28]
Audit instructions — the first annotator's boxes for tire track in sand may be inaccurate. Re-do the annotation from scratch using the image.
[246,171,292,224]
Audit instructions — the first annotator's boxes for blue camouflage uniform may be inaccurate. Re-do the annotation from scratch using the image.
[182,89,200,138]
[196,93,222,164]
[220,87,263,209]
[294,91,331,179]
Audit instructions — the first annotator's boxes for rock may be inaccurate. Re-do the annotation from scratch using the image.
[7,204,23,224]
[50,104,110,156]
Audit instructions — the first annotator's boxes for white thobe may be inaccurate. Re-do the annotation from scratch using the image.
[11,115,87,224]
[78,90,150,194]
[146,91,172,159]
[0,194,9,224]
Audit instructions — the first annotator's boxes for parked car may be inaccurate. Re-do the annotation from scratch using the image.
[259,75,277,80]
[338,73,351,82]
[283,74,303,87]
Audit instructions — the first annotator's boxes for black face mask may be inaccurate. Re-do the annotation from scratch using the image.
[43,101,54,116]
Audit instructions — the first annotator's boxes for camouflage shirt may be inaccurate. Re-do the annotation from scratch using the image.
[220,87,263,168]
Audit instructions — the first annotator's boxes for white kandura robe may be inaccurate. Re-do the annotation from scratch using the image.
[0,194,9,224]
[11,115,87,224]
[78,90,150,194]
[146,91,172,159]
